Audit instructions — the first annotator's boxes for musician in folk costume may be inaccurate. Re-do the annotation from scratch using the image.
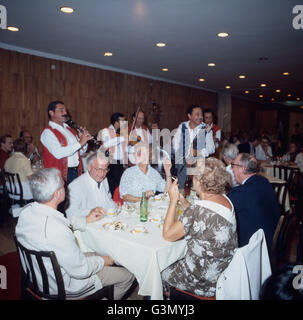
[40,101,93,185]
[172,105,215,192]
[97,112,128,196]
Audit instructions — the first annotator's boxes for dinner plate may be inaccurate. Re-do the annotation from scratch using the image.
[130,227,148,235]
[148,217,162,223]
[102,221,127,231]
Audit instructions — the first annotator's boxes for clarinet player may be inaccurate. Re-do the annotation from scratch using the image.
[40,101,93,185]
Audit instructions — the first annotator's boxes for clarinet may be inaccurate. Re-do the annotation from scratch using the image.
[64,116,109,157]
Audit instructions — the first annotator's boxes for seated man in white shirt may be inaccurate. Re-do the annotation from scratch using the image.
[120,142,172,203]
[15,168,135,299]
[222,143,239,188]
[66,151,116,217]
[255,136,273,161]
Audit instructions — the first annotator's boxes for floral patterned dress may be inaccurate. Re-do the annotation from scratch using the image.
[162,197,238,297]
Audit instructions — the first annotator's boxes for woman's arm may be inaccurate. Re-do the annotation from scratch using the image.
[122,194,142,203]
[162,179,185,241]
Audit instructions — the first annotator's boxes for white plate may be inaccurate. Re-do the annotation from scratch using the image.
[148,217,162,223]
[130,227,148,235]
[102,221,127,231]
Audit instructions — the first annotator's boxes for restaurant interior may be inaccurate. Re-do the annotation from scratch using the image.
[0,0,303,302]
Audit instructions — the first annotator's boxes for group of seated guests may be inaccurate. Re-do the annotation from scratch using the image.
[10,140,281,299]
[1,123,301,300]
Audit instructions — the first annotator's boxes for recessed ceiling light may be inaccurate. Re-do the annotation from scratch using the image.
[225,85,231,89]
[238,75,246,79]
[297,97,301,101]
[156,42,166,47]
[7,26,19,32]
[282,72,290,76]
[244,90,250,94]
[198,78,205,82]
[259,94,263,98]
[60,6,74,13]
[104,52,113,56]
[287,94,292,97]
[217,32,229,38]
[162,68,168,72]
[260,83,267,87]
[271,98,275,101]
[208,63,216,67]
[275,89,281,93]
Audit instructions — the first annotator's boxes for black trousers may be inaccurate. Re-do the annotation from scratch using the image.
[107,161,124,197]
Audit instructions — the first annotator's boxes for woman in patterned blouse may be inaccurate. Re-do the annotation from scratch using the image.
[162,157,238,298]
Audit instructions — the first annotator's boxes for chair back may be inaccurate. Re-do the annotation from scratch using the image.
[273,166,299,191]
[14,235,66,300]
[3,171,24,205]
[113,186,123,205]
[216,229,272,300]
[271,182,288,214]
[270,213,293,271]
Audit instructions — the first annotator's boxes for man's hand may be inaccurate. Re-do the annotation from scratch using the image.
[102,256,114,266]
[86,207,106,223]
[78,127,93,146]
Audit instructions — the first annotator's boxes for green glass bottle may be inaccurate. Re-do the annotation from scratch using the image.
[140,192,148,222]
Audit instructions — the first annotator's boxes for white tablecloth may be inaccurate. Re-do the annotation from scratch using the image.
[76,195,187,300]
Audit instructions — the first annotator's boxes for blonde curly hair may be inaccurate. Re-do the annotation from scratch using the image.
[195,157,231,194]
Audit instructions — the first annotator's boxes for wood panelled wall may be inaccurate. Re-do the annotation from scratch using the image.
[0,48,217,152]
[231,97,278,135]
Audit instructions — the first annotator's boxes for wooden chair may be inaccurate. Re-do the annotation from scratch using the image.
[270,213,294,272]
[3,171,34,207]
[14,236,114,300]
[273,166,300,206]
[271,182,289,214]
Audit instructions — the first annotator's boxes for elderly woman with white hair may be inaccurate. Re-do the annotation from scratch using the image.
[161,157,238,298]
[119,142,172,202]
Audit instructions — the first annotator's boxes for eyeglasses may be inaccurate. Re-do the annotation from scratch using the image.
[92,167,110,173]
[231,163,244,168]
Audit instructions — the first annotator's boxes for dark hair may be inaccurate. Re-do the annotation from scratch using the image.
[132,110,144,119]
[13,138,27,154]
[260,262,303,300]
[248,135,259,143]
[203,108,214,116]
[0,134,12,145]
[110,113,124,126]
[261,135,271,143]
[47,101,64,119]
[186,105,201,115]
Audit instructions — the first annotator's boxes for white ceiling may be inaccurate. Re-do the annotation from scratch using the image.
[1,0,303,106]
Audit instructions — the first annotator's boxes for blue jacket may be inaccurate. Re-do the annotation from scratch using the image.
[228,174,280,251]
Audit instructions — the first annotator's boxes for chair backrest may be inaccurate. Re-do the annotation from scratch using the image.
[270,213,293,272]
[216,229,272,300]
[14,235,66,300]
[271,182,288,214]
[3,171,24,204]
[273,166,300,190]
[113,186,123,205]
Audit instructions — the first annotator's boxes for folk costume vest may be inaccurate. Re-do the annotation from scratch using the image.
[42,126,83,182]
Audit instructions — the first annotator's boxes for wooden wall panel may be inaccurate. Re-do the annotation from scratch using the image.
[0,48,217,154]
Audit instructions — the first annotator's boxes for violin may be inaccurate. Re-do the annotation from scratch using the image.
[128,106,142,146]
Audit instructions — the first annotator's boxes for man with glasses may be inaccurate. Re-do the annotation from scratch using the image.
[228,153,280,251]
[66,150,116,217]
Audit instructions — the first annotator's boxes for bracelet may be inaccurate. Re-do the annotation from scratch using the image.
[166,175,172,178]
